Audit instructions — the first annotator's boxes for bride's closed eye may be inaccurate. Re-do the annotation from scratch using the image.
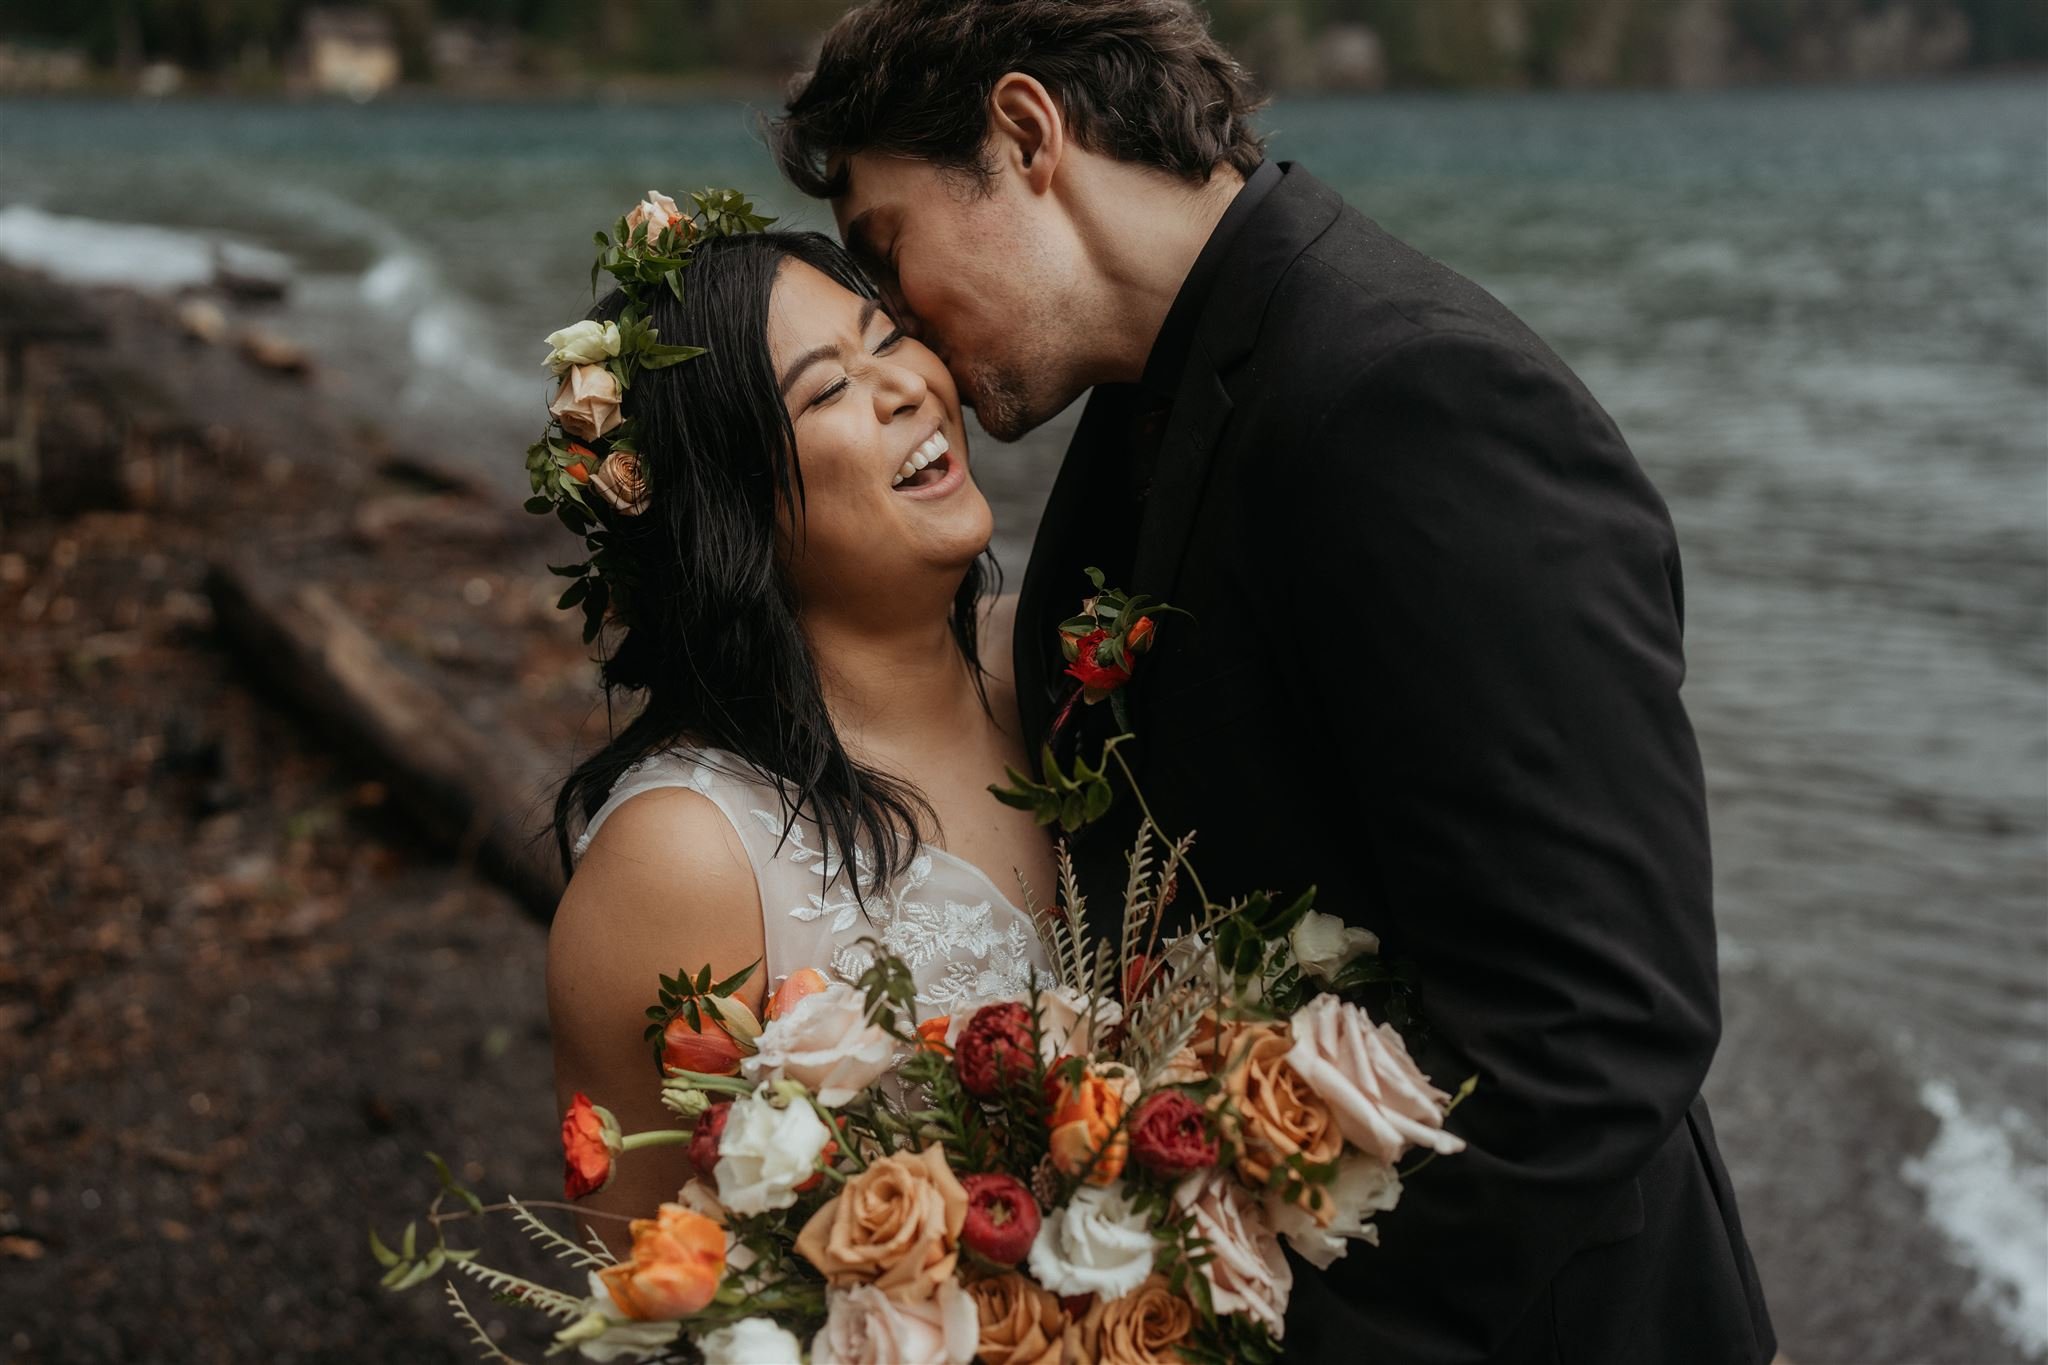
[804,326,908,410]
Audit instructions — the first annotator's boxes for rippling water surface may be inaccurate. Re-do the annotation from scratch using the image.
[3,79,2042,1358]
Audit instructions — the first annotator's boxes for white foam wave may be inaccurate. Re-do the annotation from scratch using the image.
[1902,1080,2048,1360]
[0,204,291,293]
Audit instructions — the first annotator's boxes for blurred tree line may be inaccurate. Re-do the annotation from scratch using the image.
[0,0,2040,86]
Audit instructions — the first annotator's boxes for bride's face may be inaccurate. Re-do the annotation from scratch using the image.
[768,261,992,608]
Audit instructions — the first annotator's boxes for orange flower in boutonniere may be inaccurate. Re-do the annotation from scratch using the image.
[1048,567,1191,739]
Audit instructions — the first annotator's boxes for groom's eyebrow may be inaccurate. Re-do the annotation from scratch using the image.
[778,298,884,398]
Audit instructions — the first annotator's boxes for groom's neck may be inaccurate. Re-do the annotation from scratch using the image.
[1063,156,1247,385]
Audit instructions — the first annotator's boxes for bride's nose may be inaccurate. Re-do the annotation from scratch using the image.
[872,357,928,419]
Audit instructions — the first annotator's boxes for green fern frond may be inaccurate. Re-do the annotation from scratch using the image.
[443,1283,534,1364]
[507,1197,610,1269]
[449,1257,588,1321]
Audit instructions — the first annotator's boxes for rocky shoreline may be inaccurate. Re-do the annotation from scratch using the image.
[0,264,2029,1364]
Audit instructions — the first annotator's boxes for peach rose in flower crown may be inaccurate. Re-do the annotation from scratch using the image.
[1285,993,1467,1164]
[795,1143,968,1302]
[549,362,622,442]
[589,448,649,517]
[624,189,687,249]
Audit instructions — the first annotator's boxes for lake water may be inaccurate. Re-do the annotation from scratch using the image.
[2,79,2043,1358]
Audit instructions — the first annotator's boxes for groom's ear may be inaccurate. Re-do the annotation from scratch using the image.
[987,73,1063,194]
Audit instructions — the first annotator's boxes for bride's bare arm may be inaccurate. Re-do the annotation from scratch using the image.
[547,787,765,1251]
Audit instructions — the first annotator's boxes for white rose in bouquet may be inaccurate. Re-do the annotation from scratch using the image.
[1286,993,1467,1163]
[743,982,894,1107]
[699,1317,805,1365]
[1288,909,1380,984]
[714,1088,833,1216]
[1026,1182,1154,1301]
[543,319,622,375]
[1174,1170,1293,1337]
[812,1281,977,1365]
[1263,1152,1403,1269]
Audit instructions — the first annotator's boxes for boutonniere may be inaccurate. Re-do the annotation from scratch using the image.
[1052,567,1190,737]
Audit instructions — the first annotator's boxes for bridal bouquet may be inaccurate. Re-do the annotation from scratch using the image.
[375,581,1470,1363]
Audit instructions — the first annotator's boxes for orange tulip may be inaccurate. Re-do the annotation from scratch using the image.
[1048,1067,1130,1185]
[765,967,831,1022]
[597,1203,725,1320]
[916,1015,953,1057]
[1125,615,1156,653]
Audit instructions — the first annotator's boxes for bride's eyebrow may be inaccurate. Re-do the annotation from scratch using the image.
[778,298,884,398]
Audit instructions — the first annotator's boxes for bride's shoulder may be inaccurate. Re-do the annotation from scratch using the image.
[555,785,755,939]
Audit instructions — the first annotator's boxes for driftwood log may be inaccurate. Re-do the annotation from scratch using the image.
[205,557,565,920]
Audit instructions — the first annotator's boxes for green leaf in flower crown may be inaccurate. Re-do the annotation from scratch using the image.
[557,580,588,610]
[639,344,706,372]
[546,563,584,577]
[524,495,552,515]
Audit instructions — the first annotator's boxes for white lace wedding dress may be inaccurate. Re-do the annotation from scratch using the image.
[573,746,1051,1012]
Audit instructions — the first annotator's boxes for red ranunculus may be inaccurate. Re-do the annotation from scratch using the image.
[959,1172,1041,1265]
[954,1001,1038,1099]
[1064,628,1132,694]
[1128,1090,1220,1179]
[562,1092,620,1200]
[684,1099,731,1176]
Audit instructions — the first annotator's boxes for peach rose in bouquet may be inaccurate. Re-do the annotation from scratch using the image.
[1211,1020,1345,1219]
[966,1273,1070,1365]
[1075,1275,1197,1365]
[811,1281,977,1365]
[796,1144,968,1302]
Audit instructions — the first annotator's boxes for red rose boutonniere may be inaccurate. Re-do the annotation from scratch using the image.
[1052,568,1188,737]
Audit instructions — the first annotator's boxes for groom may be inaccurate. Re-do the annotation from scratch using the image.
[776,2,1774,1361]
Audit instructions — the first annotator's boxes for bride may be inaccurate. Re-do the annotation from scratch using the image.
[546,228,1057,1229]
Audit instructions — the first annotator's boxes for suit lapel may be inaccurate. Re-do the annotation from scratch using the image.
[1012,385,1141,747]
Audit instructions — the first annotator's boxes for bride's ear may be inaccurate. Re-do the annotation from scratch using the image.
[987,72,1063,194]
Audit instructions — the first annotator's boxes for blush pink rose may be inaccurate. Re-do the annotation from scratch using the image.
[549,363,622,442]
[1285,993,1467,1163]
[1173,1170,1292,1337]
[811,1281,978,1365]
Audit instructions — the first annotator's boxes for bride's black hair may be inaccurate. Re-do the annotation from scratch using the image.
[549,229,996,894]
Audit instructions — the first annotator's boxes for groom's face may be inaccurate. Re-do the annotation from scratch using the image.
[833,152,1077,443]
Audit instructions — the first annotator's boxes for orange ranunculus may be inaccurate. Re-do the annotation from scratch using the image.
[596,1202,725,1320]
[765,967,831,1022]
[916,1015,953,1057]
[561,1092,620,1200]
[1048,1066,1132,1185]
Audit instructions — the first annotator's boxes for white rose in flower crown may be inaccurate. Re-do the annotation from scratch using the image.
[1286,993,1467,1163]
[1174,1170,1293,1337]
[1288,909,1380,984]
[543,319,622,375]
[624,189,685,248]
[1026,1181,1154,1301]
[713,1087,833,1216]
[699,1317,805,1365]
[549,363,623,442]
[742,981,894,1107]
[1264,1152,1402,1270]
[812,1281,977,1365]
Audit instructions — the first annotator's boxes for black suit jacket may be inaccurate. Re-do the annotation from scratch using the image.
[1013,164,1774,1364]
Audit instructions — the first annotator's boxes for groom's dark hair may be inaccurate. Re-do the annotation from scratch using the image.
[770,0,1266,199]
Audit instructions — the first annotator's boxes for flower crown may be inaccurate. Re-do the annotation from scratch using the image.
[524,188,776,642]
